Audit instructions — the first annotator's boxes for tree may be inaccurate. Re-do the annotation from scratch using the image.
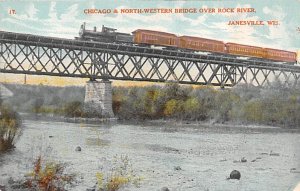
[163,99,184,119]
[183,97,201,120]
[243,100,264,123]
[63,101,83,117]
[33,97,44,113]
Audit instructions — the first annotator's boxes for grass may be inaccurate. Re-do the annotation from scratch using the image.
[0,104,22,152]
[26,156,75,191]
[96,155,142,191]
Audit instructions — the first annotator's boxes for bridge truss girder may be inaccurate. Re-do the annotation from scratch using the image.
[0,34,300,87]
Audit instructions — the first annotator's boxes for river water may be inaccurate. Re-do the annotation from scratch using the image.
[0,119,300,191]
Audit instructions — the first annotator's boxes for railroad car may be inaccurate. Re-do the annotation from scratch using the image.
[132,29,178,47]
[226,43,266,59]
[179,36,225,53]
[77,23,298,64]
[264,48,296,63]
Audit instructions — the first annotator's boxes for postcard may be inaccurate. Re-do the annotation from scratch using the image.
[0,0,299,191]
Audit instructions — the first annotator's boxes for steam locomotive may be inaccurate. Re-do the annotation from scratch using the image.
[78,22,133,43]
[77,23,298,64]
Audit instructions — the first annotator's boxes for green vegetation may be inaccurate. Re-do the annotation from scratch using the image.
[63,101,84,118]
[96,155,142,191]
[114,83,300,128]
[3,84,85,118]
[0,102,22,152]
[13,155,140,191]
[3,82,300,128]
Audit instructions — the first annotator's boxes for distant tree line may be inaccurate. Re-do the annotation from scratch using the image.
[2,82,300,128]
[3,84,85,117]
[113,83,300,128]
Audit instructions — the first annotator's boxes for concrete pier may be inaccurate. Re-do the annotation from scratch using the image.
[84,80,114,118]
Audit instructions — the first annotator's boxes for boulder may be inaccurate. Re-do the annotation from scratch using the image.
[290,168,300,173]
[229,170,241,180]
[75,146,82,152]
[241,157,247,163]
[269,151,280,156]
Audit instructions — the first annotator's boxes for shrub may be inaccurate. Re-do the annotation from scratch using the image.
[63,101,83,117]
[0,105,22,152]
[211,90,240,123]
[243,100,264,123]
[26,156,75,191]
[183,97,201,120]
[32,97,45,113]
[96,155,142,191]
[163,99,184,118]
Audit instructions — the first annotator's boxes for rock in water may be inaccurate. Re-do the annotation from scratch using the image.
[241,157,247,162]
[269,151,280,156]
[0,185,5,191]
[161,187,170,191]
[229,170,241,180]
[75,146,82,152]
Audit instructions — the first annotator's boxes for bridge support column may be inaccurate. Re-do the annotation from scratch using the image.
[84,80,114,118]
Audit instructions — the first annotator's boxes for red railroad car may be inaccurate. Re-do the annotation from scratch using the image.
[132,29,178,47]
[226,43,265,59]
[264,48,296,63]
[179,36,225,53]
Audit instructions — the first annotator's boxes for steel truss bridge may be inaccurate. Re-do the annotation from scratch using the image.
[0,30,300,87]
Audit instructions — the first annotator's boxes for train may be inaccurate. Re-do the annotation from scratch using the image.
[78,23,298,64]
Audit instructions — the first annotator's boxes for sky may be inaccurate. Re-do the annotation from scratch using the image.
[0,0,300,51]
[0,0,300,85]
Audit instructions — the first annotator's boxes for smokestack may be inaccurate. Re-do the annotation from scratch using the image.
[94,26,97,32]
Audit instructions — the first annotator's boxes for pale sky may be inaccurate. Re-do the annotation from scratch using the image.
[0,0,299,51]
[0,0,300,86]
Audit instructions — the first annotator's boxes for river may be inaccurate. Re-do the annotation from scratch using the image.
[0,119,300,191]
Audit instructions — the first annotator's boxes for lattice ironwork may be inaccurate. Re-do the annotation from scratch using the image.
[1,31,300,87]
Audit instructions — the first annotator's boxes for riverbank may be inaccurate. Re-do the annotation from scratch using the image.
[18,112,300,133]
[3,82,300,129]
[119,119,300,136]
[19,112,118,124]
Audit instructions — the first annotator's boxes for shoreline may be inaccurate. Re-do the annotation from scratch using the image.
[122,118,300,131]
[18,112,300,132]
[19,112,118,124]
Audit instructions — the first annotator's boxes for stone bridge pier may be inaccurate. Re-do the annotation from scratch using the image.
[84,79,114,118]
